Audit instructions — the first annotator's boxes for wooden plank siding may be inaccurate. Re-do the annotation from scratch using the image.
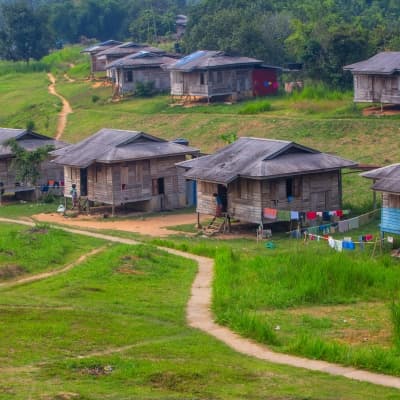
[114,68,171,95]
[63,155,187,210]
[0,156,63,191]
[353,74,400,103]
[196,171,342,224]
[170,68,253,99]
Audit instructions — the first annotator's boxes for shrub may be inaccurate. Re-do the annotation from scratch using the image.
[135,81,156,97]
[238,99,272,114]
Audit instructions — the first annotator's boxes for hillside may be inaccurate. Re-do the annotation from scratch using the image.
[1,50,399,210]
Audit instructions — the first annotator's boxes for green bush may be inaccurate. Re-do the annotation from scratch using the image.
[238,99,272,114]
[290,83,351,101]
[135,81,156,97]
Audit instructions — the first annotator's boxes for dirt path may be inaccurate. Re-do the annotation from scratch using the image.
[2,216,400,389]
[32,212,202,237]
[0,246,107,289]
[47,73,73,140]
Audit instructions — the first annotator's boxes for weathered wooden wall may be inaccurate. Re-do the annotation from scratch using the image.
[115,68,171,95]
[63,155,187,210]
[170,68,253,99]
[0,156,63,190]
[353,74,400,104]
[195,171,342,224]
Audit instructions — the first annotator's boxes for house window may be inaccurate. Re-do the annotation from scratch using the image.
[217,71,223,83]
[200,72,205,85]
[95,165,102,183]
[125,70,133,82]
[121,166,128,190]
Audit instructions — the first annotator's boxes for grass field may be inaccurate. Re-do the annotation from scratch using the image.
[2,222,400,399]
[0,223,104,281]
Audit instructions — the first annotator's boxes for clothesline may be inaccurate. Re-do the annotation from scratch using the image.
[286,208,380,235]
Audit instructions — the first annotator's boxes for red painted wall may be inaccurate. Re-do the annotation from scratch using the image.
[252,68,279,96]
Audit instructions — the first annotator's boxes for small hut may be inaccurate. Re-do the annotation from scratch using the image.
[81,40,122,75]
[0,128,66,199]
[177,137,356,225]
[344,52,400,104]
[361,164,400,235]
[162,50,281,102]
[52,129,199,214]
[106,51,180,97]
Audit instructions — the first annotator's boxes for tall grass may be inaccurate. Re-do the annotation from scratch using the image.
[0,61,49,76]
[238,99,272,114]
[391,299,400,349]
[290,83,351,101]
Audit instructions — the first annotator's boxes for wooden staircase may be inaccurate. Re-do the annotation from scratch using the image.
[203,213,231,236]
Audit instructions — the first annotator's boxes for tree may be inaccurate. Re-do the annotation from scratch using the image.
[0,0,53,62]
[5,139,55,187]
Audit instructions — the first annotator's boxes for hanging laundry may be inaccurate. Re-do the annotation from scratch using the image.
[336,210,343,217]
[342,240,355,250]
[290,211,300,220]
[263,208,277,219]
[348,217,359,230]
[323,211,331,221]
[342,210,351,215]
[358,236,365,251]
[338,220,349,233]
[306,211,317,220]
[277,210,291,221]
[365,234,373,242]
[329,211,337,216]
[334,240,343,252]
[316,211,323,217]
[328,236,335,249]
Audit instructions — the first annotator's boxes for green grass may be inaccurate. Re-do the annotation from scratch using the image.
[0,223,104,279]
[211,242,400,375]
[0,202,61,218]
[1,224,400,398]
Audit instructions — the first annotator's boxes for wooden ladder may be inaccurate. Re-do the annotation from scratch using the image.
[203,213,231,236]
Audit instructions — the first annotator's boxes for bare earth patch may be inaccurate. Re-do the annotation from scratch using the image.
[32,212,204,237]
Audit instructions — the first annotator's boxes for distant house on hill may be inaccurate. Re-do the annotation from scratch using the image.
[344,52,400,104]
[361,164,400,235]
[175,14,188,39]
[52,129,199,214]
[0,128,66,199]
[106,51,180,97]
[162,50,281,102]
[81,40,122,75]
[177,137,356,224]
[96,42,165,79]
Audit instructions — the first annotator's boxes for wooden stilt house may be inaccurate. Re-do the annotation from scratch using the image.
[361,164,400,235]
[162,50,281,102]
[52,129,199,214]
[81,40,122,75]
[344,52,400,104]
[177,137,356,225]
[106,51,179,97]
[0,128,66,199]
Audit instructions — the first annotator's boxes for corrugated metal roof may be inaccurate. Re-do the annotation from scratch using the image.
[106,52,178,69]
[344,52,400,75]
[96,42,164,57]
[82,40,122,54]
[52,128,199,167]
[163,50,264,72]
[0,128,67,158]
[361,163,400,193]
[178,137,356,184]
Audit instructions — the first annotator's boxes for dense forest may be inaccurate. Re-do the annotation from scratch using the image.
[0,0,400,87]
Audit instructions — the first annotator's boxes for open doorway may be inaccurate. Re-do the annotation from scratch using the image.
[217,184,227,212]
[80,168,88,196]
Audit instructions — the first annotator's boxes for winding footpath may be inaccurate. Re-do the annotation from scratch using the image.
[47,73,73,140]
[1,216,400,390]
